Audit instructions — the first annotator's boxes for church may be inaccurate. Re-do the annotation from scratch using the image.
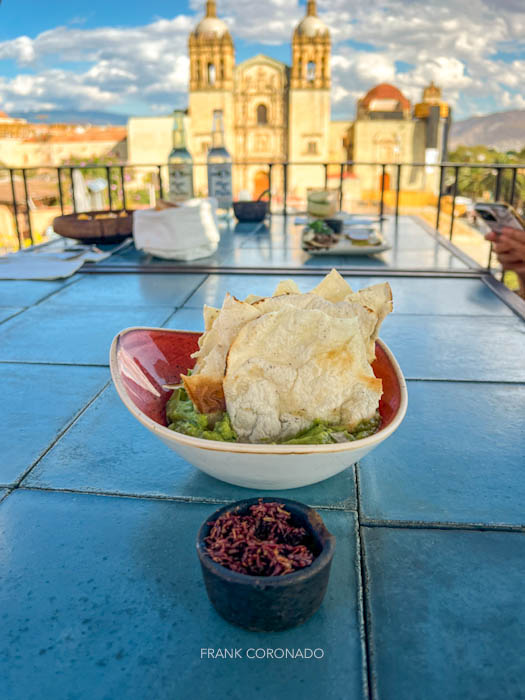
[128,0,451,206]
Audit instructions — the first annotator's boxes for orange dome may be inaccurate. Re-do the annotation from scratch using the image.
[361,84,410,110]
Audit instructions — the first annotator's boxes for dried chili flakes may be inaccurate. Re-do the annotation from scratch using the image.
[204,500,315,576]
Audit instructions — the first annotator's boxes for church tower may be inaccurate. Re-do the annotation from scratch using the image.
[288,0,331,194]
[188,1,234,170]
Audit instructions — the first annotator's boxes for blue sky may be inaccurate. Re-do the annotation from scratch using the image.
[0,0,524,121]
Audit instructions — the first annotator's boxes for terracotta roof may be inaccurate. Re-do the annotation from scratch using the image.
[0,178,58,205]
[22,126,127,144]
[361,83,411,110]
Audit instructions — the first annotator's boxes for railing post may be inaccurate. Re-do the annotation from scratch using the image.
[268,163,273,213]
[495,167,503,202]
[448,165,459,241]
[57,167,64,215]
[510,167,517,206]
[283,163,288,216]
[106,166,112,209]
[339,163,344,210]
[9,169,23,249]
[435,165,445,233]
[379,164,386,218]
[70,167,77,213]
[21,168,34,245]
[395,163,402,220]
[157,165,164,201]
[324,163,328,190]
[120,166,127,209]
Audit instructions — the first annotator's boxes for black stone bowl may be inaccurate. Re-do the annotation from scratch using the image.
[233,201,268,222]
[196,497,336,632]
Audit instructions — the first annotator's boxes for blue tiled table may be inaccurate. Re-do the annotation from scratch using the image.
[1,221,525,700]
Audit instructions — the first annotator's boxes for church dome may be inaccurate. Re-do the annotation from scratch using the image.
[193,1,230,39]
[361,83,411,111]
[294,1,329,37]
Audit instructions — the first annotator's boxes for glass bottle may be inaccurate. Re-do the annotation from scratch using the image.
[207,109,232,210]
[167,110,194,202]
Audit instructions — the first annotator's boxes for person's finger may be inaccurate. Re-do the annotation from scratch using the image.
[498,227,525,244]
[484,231,499,242]
[492,241,514,254]
[502,262,525,274]
[497,251,523,264]
[499,233,525,252]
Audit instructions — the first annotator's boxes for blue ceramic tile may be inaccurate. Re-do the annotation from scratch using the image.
[0,278,76,306]
[25,384,357,509]
[342,276,513,315]
[358,381,525,526]
[165,307,204,331]
[183,273,336,307]
[46,273,207,308]
[381,314,525,381]
[184,274,512,316]
[0,306,23,323]
[0,364,108,486]
[0,490,365,700]
[0,304,173,365]
[363,526,525,700]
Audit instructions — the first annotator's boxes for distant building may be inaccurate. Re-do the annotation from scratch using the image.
[128,0,450,204]
[0,114,127,168]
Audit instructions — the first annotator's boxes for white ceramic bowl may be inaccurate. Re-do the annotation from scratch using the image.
[110,327,408,490]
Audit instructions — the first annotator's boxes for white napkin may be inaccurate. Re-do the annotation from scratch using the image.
[133,198,220,261]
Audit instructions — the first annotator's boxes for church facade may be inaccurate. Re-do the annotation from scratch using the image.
[128,0,451,205]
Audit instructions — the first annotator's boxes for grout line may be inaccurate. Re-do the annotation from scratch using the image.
[161,274,210,328]
[0,488,12,504]
[0,361,522,389]
[13,380,111,488]
[0,307,28,326]
[15,485,355,511]
[355,465,376,700]
[361,519,525,533]
[0,360,109,368]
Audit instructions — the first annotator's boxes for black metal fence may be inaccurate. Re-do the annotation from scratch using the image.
[2,160,524,265]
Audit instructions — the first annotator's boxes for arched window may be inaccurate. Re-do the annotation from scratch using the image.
[256,104,268,125]
[208,63,216,86]
[307,61,316,81]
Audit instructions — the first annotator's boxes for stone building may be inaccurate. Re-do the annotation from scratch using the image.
[127,0,451,205]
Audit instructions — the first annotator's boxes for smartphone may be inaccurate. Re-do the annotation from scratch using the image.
[474,202,525,235]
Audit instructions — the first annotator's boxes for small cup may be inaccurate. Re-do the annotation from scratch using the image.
[196,497,336,632]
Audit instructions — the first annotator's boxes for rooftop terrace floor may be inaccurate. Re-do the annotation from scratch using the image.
[0,214,524,699]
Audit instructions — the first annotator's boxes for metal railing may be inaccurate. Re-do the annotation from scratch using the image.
[2,160,524,269]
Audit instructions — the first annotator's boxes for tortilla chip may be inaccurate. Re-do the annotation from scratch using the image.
[311,268,353,302]
[203,305,220,331]
[185,293,261,413]
[243,294,264,304]
[347,282,393,348]
[272,279,300,297]
[224,306,382,443]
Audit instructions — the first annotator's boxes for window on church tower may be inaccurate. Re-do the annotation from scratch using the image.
[307,61,316,82]
[257,104,268,125]
[208,63,216,86]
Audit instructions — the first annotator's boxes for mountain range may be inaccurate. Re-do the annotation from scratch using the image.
[448,110,525,152]
[11,110,129,126]
[12,108,525,153]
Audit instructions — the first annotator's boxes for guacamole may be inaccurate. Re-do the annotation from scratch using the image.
[166,387,380,444]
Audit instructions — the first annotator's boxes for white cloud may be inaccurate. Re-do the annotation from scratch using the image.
[0,0,523,121]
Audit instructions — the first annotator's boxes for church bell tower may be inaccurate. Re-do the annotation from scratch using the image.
[188,1,235,191]
[289,0,331,193]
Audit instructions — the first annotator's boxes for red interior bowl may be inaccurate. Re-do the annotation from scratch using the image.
[114,328,401,431]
